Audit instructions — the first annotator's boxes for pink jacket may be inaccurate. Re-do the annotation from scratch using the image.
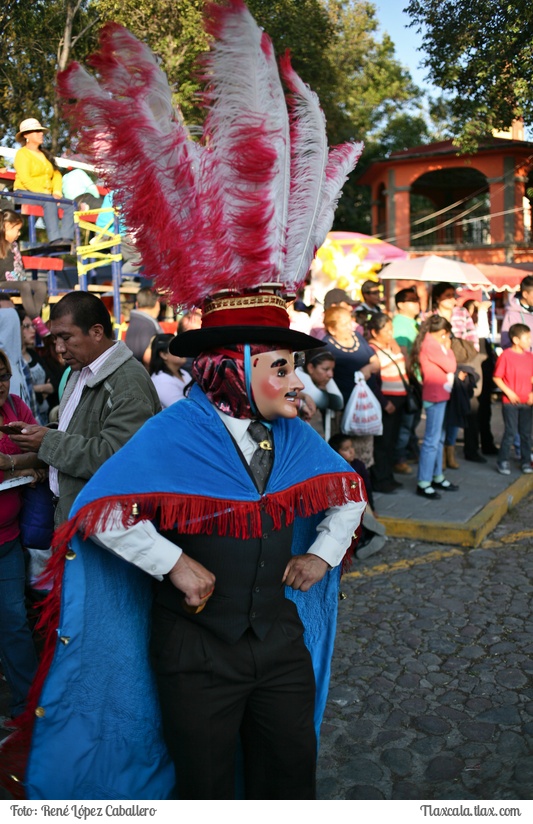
[419,334,457,403]
[0,394,38,543]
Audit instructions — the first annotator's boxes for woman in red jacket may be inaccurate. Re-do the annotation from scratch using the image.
[0,349,42,720]
[410,316,458,500]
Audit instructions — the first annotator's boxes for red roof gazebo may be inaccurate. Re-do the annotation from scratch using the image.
[357,132,533,272]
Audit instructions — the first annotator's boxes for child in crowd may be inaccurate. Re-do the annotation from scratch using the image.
[493,323,533,476]
[0,209,48,336]
[328,433,386,559]
[296,349,343,440]
[410,315,458,499]
[149,333,191,409]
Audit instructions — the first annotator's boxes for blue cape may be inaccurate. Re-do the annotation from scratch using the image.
[24,385,364,800]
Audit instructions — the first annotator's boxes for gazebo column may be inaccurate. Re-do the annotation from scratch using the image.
[513,171,527,246]
[386,169,410,248]
[370,192,380,236]
[503,158,517,248]
[489,158,522,261]
[488,177,505,247]
[394,189,411,250]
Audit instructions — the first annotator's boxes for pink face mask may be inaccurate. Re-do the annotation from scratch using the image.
[250,349,304,421]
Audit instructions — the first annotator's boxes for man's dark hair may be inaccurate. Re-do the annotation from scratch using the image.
[519,275,533,295]
[50,291,114,338]
[136,287,160,309]
[395,288,419,308]
[328,433,352,453]
[508,323,531,341]
[361,280,380,295]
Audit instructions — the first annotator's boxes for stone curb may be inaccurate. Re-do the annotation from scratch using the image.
[377,474,533,547]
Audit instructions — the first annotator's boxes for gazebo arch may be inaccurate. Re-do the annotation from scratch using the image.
[358,138,533,265]
[410,166,489,249]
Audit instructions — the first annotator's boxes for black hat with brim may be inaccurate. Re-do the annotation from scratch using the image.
[169,325,324,357]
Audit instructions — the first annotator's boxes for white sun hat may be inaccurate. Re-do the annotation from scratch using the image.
[16,117,48,143]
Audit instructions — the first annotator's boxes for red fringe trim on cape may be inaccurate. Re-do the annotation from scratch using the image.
[51,471,365,549]
[0,471,365,798]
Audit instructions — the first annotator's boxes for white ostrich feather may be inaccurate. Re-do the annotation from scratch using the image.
[201,1,290,289]
[259,33,291,279]
[313,141,365,250]
[279,54,329,291]
[57,1,363,306]
[59,24,205,304]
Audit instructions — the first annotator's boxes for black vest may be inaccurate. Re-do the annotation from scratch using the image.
[156,512,295,644]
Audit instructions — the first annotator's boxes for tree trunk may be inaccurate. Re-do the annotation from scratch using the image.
[51,0,80,154]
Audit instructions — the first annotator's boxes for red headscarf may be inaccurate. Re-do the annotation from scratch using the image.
[192,343,282,419]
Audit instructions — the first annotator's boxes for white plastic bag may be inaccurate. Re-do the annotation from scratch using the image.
[341,372,383,436]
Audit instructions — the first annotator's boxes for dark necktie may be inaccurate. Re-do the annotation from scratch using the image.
[248,420,273,494]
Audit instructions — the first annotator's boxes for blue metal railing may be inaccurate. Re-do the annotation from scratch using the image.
[2,190,74,243]
[2,190,124,336]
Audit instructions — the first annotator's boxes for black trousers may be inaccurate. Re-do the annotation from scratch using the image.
[150,604,317,800]
[371,395,406,488]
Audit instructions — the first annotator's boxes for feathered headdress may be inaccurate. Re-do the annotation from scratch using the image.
[58,0,363,353]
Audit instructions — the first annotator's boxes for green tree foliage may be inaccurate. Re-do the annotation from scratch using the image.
[320,1,428,229]
[248,0,337,118]
[1,1,97,151]
[405,0,533,150]
[370,112,430,157]
[324,1,422,139]
[94,0,209,125]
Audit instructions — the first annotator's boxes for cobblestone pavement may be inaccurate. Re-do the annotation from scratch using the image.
[317,494,533,801]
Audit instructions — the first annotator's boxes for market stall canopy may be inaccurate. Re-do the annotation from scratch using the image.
[380,254,494,287]
[311,231,408,295]
[473,263,533,292]
[326,232,408,264]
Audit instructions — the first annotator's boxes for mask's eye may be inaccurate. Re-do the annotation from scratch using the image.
[293,351,305,369]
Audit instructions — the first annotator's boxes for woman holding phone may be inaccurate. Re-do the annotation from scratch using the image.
[0,348,42,722]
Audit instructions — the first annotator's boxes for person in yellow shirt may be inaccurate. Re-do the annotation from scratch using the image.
[13,118,75,245]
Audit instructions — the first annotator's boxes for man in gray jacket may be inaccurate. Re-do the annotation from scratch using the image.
[10,291,161,524]
[125,286,163,366]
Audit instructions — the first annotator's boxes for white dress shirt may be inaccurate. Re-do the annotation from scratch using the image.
[92,406,366,578]
[49,344,117,495]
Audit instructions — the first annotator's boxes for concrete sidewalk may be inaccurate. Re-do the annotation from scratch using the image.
[374,400,533,547]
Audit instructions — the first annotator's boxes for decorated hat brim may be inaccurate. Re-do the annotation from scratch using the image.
[169,326,325,357]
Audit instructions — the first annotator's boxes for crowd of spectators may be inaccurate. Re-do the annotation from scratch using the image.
[288,275,533,503]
